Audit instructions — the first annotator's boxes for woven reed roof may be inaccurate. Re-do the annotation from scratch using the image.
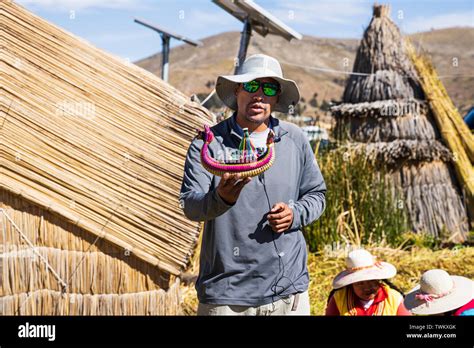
[1,1,213,275]
[342,4,423,104]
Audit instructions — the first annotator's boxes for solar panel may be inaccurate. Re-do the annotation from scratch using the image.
[213,0,302,41]
[212,0,302,73]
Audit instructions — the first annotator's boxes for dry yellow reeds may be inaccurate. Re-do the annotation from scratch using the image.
[1,189,184,314]
[1,279,181,315]
[1,190,172,296]
[406,40,474,221]
[1,1,213,276]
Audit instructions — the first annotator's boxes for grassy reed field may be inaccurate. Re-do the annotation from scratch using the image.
[305,145,409,252]
[180,245,473,315]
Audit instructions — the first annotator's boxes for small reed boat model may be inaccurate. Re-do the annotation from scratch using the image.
[196,125,275,178]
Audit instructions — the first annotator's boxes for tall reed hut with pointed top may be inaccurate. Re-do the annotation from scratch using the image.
[332,4,471,243]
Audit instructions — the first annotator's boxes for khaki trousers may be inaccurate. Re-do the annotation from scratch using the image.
[197,291,310,316]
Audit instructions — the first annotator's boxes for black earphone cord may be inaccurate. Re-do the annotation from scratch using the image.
[261,172,300,304]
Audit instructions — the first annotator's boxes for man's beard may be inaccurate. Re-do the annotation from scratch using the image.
[245,113,266,124]
[245,105,269,124]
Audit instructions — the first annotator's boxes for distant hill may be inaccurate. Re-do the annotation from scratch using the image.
[135,27,474,116]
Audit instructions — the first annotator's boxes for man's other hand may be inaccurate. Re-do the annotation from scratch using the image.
[217,173,251,205]
[267,202,294,233]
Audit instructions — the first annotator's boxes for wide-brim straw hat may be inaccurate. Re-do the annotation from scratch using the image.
[332,249,397,289]
[404,269,473,315]
[215,54,300,113]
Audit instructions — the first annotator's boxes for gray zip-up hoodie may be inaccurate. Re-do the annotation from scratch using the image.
[179,114,326,306]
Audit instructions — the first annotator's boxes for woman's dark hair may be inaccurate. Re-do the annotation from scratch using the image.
[382,279,405,297]
[327,279,406,304]
[326,288,337,304]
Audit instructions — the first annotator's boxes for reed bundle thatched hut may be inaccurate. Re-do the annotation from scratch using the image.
[332,4,471,242]
[1,1,212,314]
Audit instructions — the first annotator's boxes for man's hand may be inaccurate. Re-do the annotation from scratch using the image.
[267,202,294,233]
[217,173,251,205]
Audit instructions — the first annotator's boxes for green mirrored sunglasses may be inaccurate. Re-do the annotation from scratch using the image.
[242,80,280,97]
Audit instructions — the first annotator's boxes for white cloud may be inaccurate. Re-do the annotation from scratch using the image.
[401,12,474,33]
[272,0,367,25]
[16,0,150,11]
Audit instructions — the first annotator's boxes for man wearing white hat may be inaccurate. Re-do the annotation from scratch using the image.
[180,54,326,315]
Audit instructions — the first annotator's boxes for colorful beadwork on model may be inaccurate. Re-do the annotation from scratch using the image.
[196,125,275,178]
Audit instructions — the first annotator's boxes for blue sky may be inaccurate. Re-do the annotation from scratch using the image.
[17,0,474,62]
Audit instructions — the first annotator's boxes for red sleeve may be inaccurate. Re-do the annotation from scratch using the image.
[325,296,340,316]
[397,301,412,316]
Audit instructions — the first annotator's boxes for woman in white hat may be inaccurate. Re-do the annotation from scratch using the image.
[404,269,473,316]
[325,249,410,316]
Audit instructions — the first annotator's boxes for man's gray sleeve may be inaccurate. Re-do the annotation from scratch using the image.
[179,138,234,222]
[290,139,327,230]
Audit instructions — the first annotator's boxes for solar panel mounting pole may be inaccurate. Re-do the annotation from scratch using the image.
[161,34,170,82]
[134,18,203,83]
[235,17,252,74]
[212,1,302,74]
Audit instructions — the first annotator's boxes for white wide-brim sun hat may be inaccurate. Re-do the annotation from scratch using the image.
[404,269,473,315]
[332,249,397,290]
[215,54,300,113]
